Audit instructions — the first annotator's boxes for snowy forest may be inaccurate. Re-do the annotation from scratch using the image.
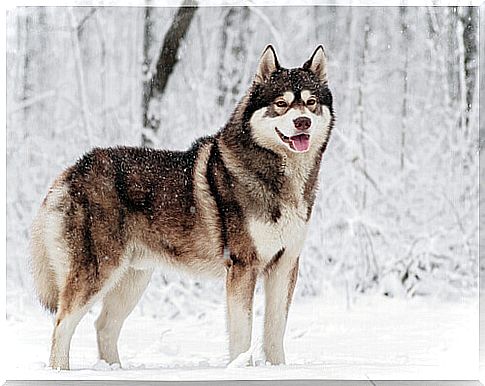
[6,5,479,321]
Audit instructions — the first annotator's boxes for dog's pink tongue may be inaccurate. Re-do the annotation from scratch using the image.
[290,134,310,152]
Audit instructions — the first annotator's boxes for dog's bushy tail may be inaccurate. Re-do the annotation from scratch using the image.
[30,210,59,314]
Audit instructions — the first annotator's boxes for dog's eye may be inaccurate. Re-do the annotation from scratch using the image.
[275,101,288,108]
[306,98,317,106]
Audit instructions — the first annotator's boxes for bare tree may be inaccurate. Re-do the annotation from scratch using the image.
[142,1,198,147]
[357,14,371,210]
[459,7,477,132]
[68,8,93,143]
[399,7,410,172]
[94,10,108,135]
[20,10,33,122]
[217,7,252,109]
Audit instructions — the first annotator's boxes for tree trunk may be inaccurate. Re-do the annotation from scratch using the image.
[21,10,33,122]
[142,2,198,147]
[94,10,108,136]
[357,15,371,210]
[400,7,410,172]
[217,7,251,109]
[68,8,93,144]
[459,6,477,133]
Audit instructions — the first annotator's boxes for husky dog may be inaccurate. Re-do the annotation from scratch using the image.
[31,45,334,370]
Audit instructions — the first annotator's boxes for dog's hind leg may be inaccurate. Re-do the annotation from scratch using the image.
[49,295,91,370]
[95,268,153,365]
[263,256,299,365]
[226,263,257,362]
[49,263,128,370]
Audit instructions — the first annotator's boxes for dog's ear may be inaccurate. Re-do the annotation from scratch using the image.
[255,45,280,84]
[303,45,328,84]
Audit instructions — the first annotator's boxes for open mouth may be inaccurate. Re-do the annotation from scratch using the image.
[275,128,311,152]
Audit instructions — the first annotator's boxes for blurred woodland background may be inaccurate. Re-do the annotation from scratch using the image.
[6,5,479,319]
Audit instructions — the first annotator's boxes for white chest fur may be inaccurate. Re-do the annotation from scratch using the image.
[247,153,316,264]
[248,202,308,263]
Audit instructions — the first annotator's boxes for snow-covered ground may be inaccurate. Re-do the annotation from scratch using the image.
[5,293,478,381]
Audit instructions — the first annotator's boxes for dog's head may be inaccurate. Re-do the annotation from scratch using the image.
[245,45,333,156]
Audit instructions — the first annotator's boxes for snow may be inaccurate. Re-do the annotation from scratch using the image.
[226,337,261,368]
[5,294,478,381]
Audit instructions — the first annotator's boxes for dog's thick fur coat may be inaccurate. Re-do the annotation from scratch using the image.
[31,45,334,369]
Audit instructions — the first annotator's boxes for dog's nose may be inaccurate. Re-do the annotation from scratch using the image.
[293,117,311,131]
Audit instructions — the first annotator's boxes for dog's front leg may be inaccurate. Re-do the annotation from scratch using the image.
[226,262,257,362]
[263,256,299,365]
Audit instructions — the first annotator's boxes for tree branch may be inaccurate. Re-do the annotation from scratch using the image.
[76,8,97,37]
[142,1,198,146]
[150,1,198,98]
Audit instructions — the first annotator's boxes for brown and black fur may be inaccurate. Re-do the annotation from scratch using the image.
[31,45,334,370]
